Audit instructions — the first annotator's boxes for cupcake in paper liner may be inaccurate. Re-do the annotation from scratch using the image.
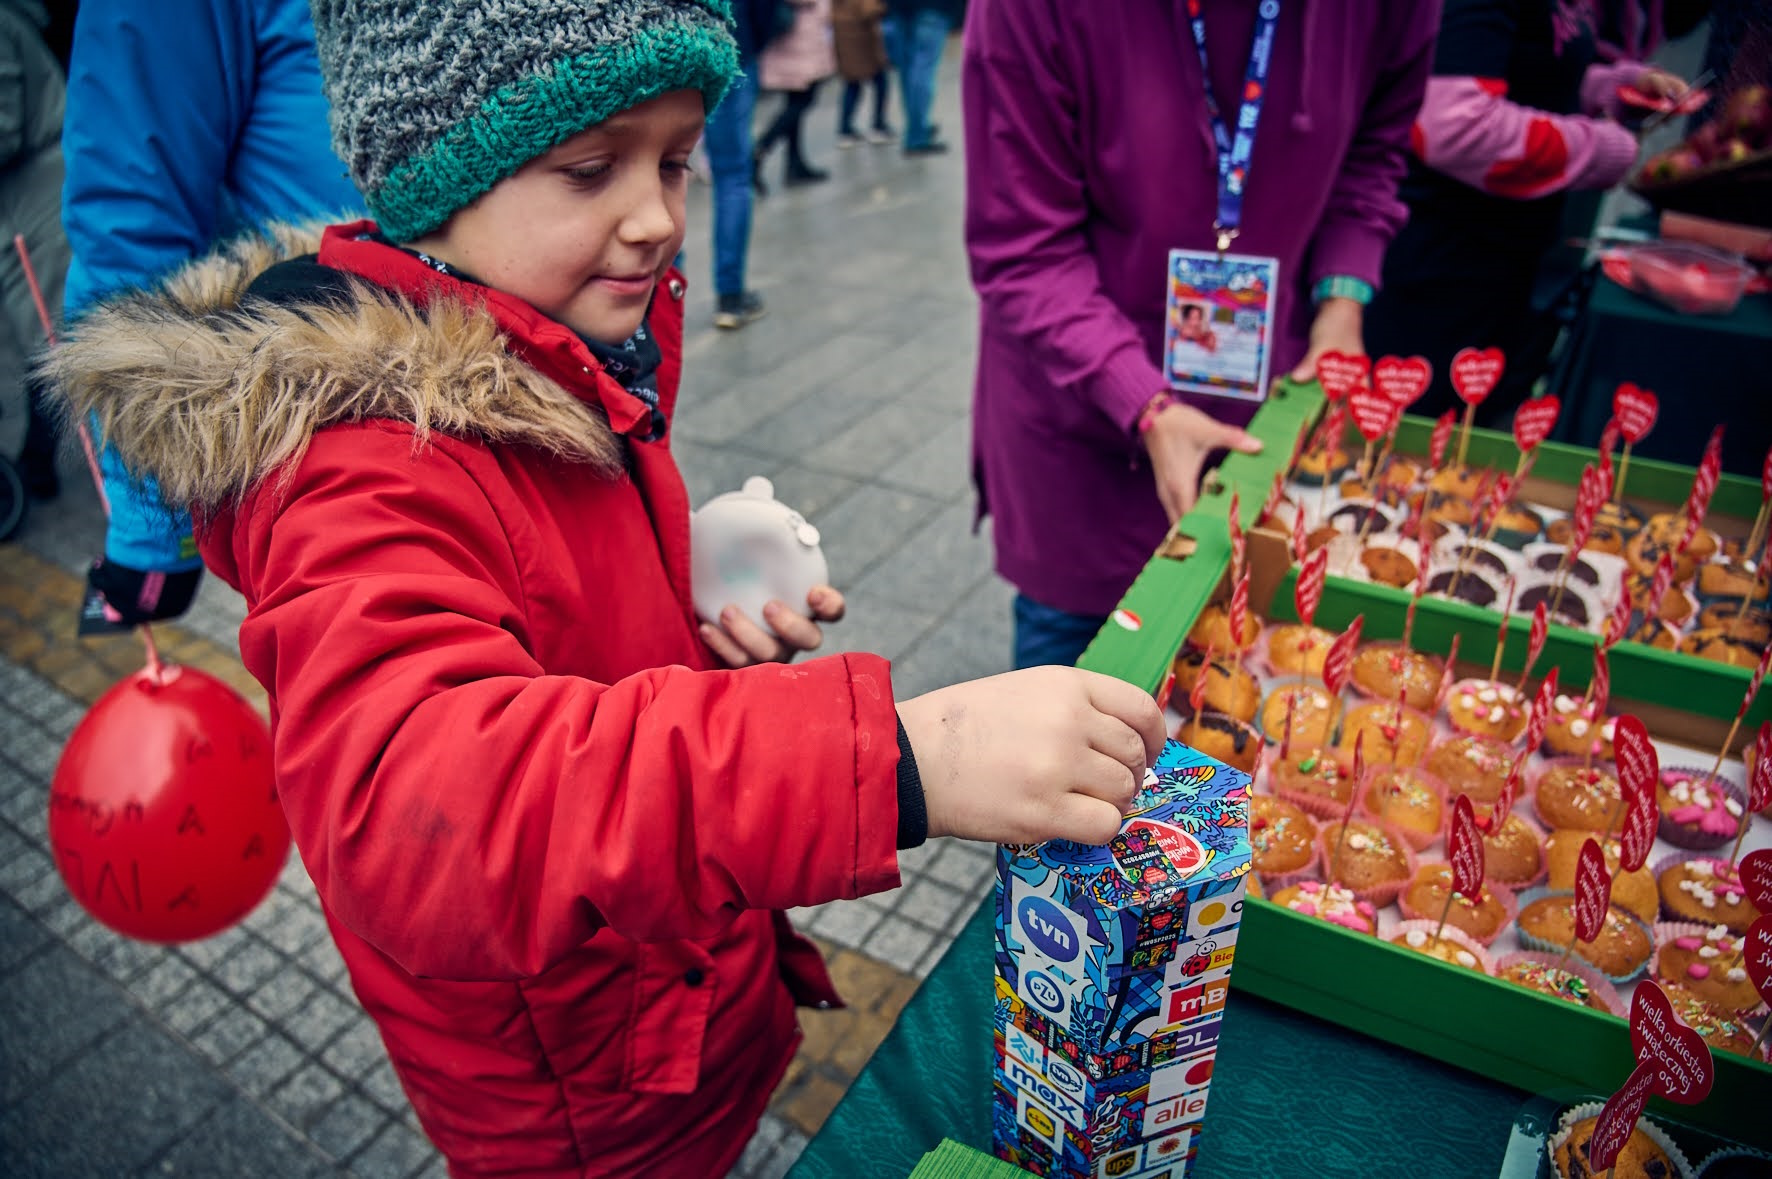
[1173,709,1262,776]
[1358,763,1447,851]
[1542,693,1618,763]
[1695,1147,1772,1178]
[1261,621,1339,679]
[1626,569,1701,631]
[1269,745,1357,821]
[1652,852,1757,934]
[1656,767,1749,851]
[1336,699,1435,766]
[1545,498,1645,554]
[1515,887,1655,983]
[1397,862,1518,946]
[1249,795,1320,888]
[1255,680,1342,751]
[1482,809,1548,892]
[1545,829,1658,926]
[1678,627,1766,670]
[1533,755,1623,834]
[1651,922,1766,1015]
[1658,981,1770,1064]
[1346,539,1423,592]
[1316,818,1417,908]
[1323,497,1397,542]
[1267,878,1380,935]
[1170,646,1262,725]
[1444,677,1528,745]
[1184,599,1264,654]
[1348,639,1442,711]
[1546,1101,1692,1179]
[1490,502,1545,551]
[1387,920,1494,974]
[1516,574,1603,634]
[1492,952,1622,1016]
[1291,442,1355,488]
[1426,733,1519,814]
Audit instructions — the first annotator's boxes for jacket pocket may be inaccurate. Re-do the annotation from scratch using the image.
[622,940,717,1094]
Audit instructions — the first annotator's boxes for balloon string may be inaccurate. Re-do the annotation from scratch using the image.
[13,233,161,684]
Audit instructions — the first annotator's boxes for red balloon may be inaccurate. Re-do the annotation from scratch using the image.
[48,665,289,942]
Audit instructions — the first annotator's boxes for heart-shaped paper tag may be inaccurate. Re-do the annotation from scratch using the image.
[1511,396,1561,452]
[1525,668,1559,756]
[1741,848,1772,914]
[1574,837,1612,944]
[1316,351,1370,402]
[1524,601,1549,674]
[1429,409,1456,469]
[1589,1062,1656,1173]
[1322,615,1364,698]
[1613,383,1659,443]
[1348,384,1396,443]
[1749,721,1771,813]
[1630,980,1715,1103]
[1295,548,1328,630]
[1490,754,1525,826]
[1606,589,1632,649]
[1613,716,1659,804]
[1591,647,1611,717]
[1373,355,1432,409]
[1619,771,1658,873]
[1448,794,1484,898]
[1450,347,1505,406]
[1744,914,1772,1008]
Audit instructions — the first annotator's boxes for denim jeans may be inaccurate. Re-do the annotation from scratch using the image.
[886,11,950,149]
[1012,594,1108,670]
[840,72,891,135]
[703,68,758,298]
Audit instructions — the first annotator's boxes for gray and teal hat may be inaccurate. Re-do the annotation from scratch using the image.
[311,0,739,242]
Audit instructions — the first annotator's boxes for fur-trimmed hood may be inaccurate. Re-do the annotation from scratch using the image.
[40,222,625,509]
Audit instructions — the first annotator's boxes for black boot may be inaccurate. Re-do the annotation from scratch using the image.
[784,155,829,186]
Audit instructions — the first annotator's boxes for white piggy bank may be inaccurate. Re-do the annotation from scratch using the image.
[690,476,830,636]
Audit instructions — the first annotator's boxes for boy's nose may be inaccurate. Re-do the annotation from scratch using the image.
[618,180,677,245]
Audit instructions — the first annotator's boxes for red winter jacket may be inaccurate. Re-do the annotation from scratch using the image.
[45,223,905,1176]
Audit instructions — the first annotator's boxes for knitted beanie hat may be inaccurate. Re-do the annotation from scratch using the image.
[310,0,739,242]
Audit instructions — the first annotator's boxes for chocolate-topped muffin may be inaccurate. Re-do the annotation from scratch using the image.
[1517,581,1589,628]
[1426,569,1501,609]
[1530,548,1601,588]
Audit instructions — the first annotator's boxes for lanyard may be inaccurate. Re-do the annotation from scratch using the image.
[1187,0,1282,252]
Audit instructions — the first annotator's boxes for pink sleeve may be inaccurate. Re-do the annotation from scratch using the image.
[1411,75,1640,200]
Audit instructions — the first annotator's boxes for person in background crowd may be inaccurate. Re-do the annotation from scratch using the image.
[753,0,835,190]
[60,0,361,624]
[0,0,67,500]
[886,0,958,155]
[1366,0,1688,421]
[706,0,776,328]
[833,0,893,147]
[964,0,1438,670]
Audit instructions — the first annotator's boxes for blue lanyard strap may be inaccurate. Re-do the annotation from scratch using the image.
[1188,0,1282,251]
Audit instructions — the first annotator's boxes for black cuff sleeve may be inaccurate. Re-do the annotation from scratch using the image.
[894,715,928,850]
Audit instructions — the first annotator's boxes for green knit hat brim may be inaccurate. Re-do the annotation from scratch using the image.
[371,22,738,242]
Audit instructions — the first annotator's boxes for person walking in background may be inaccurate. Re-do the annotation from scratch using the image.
[963,0,1437,670]
[833,0,893,147]
[886,0,959,155]
[753,0,835,190]
[707,0,775,328]
[59,0,361,624]
[1365,0,1687,421]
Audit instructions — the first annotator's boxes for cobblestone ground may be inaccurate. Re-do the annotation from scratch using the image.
[1,48,999,1179]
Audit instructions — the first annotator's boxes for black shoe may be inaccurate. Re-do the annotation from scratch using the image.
[714,291,768,330]
[18,448,58,501]
[750,154,768,197]
[783,161,829,186]
[903,139,950,156]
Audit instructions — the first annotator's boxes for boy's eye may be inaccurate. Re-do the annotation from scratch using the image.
[662,157,694,180]
[564,164,611,185]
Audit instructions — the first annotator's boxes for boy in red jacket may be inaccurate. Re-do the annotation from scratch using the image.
[44,2,1163,1174]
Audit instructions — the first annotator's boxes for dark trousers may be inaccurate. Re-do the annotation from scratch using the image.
[756,82,823,173]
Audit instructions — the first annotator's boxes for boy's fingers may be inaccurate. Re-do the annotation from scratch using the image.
[1080,672,1168,765]
[1086,711,1151,782]
[1052,792,1129,848]
[721,607,786,662]
[808,586,846,622]
[699,622,754,668]
[763,602,824,653]
[1070,749,1142,811]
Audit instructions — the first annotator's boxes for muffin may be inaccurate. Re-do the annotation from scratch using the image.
[1316,820,1413,904]
[1445,678,1527,743]
[1358,545,1418,588]
[1175,711,1261,775]
[1294,443,1353,487]
[1534,759,1622,833]
[1657,856,1757,933]
[1492,504,1544,549]
[1660,982,1767,1062]
[1641,511,1718,563]
[1429,464,1488,500]
[1517,580,1590,629]
[1657,768,1747,851]
[1350,642,1442,711]
[1626,572,1695,627]
[1399,863,1515,945]
[1550,1113,1683,1179]
[1185,601,1263,654]
[1516,893,1653,980]
[1678,628,1765,668]
[1546,499,1644,555]
[1249,796,1318,880]
[1695,558,1771,604]
[1425,493,1475,531]
[1654,924,1762,1013]
[1336,701,1433,766]
[1171,648,1262,724]
[1427,735,1517,812]
[1328,502,1392,538]
[1693,603,1771,645]
[1264,624,1339,677]
[1426,568,1503,609]
[1388,922,1491,973]
[1543,695,1616,762]
[1494,954,1619,1014]
[1529,547,1603,589]
[1269,880,1377,934]
[1269,746,1355,820]
[1258,682,1340,750]
[1624,616,1679,651]
[1546,830,1658,924]
[1359,765,1446,850]
[1483,812,1547,890]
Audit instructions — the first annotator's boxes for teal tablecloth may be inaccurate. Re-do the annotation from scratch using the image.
[787,900,1524,1179]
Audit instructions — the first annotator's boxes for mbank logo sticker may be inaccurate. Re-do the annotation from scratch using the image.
[1017,896,1080,962]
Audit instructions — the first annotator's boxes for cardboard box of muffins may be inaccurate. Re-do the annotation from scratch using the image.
[1072,379,1772,1146]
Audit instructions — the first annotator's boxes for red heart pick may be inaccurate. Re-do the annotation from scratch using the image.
[1373,355,1432,409]
[1613,383,1660,443]
[1511,396,1561,452]
[1450,347,1505,406]
[1316,351,1369,402]
[1322,615,1364,698]
[1619,772,1658,873]
[1613,716,1658,803]
[1741,849,1772,914]
[1448,794,1484,899]
[1295,548,1328,630]
[1630,980,1715,1103]
[1590,1062,1656,1174]
[1526,668,1559,757]
[1574,837,1613,944]
[1490,754,1525,827]
[1428,409,1456,469]
[1749,721,1771,813]
[1762,444,1771,501]
[1348,384,1396,442]
[1745,914,1772,1009]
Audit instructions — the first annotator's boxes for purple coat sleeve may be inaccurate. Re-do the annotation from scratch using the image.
[961,0,1162,436]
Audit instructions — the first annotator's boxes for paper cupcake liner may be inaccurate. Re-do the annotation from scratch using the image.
[1511,570,1606,635]
[1483,810,1549,892]
[1396,866,1519,947]
[1492,951,1624,1016]
[1443,678,1530,747]
[1656,767,1750,852]
[1430,533,1524,581]
[1694,1147,1772,1178]
[1547,1102,1693,1179]
[1650,852,1756,931]
[1315,819,1419,909]
[1388,920,1496,975]
[1515,886,1654,984]
[1357,765,1449,852]
[1651,922,1769,1017]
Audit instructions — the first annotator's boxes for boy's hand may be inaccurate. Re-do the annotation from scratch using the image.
[898,667,1167,847]
[700,586,846,667]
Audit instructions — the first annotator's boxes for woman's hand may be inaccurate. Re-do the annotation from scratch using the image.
[1633,67,1691,102]
[1141,402,1262,524]
[700,585,846,667]
[1288,296,1366,383]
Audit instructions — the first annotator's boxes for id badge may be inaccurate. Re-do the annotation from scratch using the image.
[1162,249,1280,403]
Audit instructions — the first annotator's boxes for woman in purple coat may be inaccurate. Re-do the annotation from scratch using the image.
[963,0,1440,668]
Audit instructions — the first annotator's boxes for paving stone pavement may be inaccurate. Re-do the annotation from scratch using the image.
[0,44,996,1179]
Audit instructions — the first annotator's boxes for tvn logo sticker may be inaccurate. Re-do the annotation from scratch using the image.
[1163,927,1238,990]
[1163,976,1229,1028]
[1003,1053,1085,1129]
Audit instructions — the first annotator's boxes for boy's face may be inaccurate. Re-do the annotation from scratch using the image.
[416,90,704,344]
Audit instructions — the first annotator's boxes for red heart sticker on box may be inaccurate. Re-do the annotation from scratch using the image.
[1316,351,1369,402]
[1348,384,1396,442]
[1574,837,1613,944]
[1294,548,1328,630]
[1749,721,1771,813]
[1630,980,1715,1103]
[1745,915,1772,1009]
[1739,849,1772,914]
[1450,347,1505,406]
[1373,355,1432,409]
[1526,668,1560,757]
[1612,384,1659,443]
[1429,409,1456,470]
[1619,771,1658,873]
[1612,716,1659,806]
[1589,1062,1656,1174]
[1323,615,1364,698]
[1511,396,1561,452]
[1448,794,1485,898]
